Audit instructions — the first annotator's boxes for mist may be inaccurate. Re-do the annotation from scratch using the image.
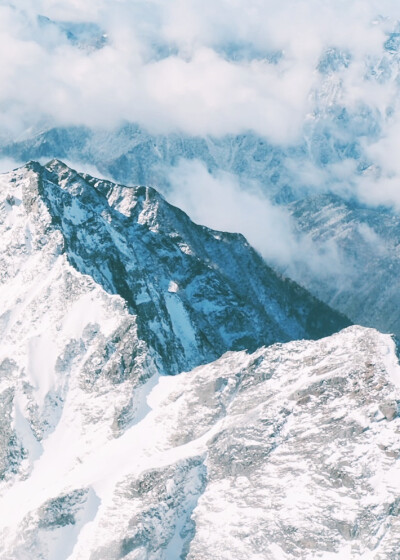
[165,158,354,286]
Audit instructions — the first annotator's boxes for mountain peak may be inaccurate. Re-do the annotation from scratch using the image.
[1,160,349,378]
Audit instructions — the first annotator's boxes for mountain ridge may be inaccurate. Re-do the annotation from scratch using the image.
[3,121,400,341]
[15,158,350,376]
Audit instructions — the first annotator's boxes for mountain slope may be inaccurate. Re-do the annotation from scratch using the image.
[18,159,349,375]
[1,326,400,559]
[0,159,348,481]
[0,160,398,559]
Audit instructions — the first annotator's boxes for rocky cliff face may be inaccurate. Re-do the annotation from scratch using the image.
[6,160,348,375]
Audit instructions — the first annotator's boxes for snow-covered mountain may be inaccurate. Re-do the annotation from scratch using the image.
[0,159,348,477]
[0,160,399,559]
[4,28,400,340]
[3,2,400,557]
[2,159,348,372]
[0,125,292,196]
[2,319,400,559]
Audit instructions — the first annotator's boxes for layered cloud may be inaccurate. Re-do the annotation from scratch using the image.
[1,0,400,145]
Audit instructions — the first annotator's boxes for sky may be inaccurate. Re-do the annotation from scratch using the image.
[2,0,400,276]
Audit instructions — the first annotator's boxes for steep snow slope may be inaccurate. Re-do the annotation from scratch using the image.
[0,163,157,486]
[1,327,400,559]
[0,161,397,559]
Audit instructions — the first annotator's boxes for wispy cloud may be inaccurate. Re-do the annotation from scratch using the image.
[165,158,352,284]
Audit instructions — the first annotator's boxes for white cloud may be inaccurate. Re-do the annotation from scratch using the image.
[0,157,22,174]
[165,158,295,262]
[2,0,400,222]
[0,0,398,145]
[165,158,350,281]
